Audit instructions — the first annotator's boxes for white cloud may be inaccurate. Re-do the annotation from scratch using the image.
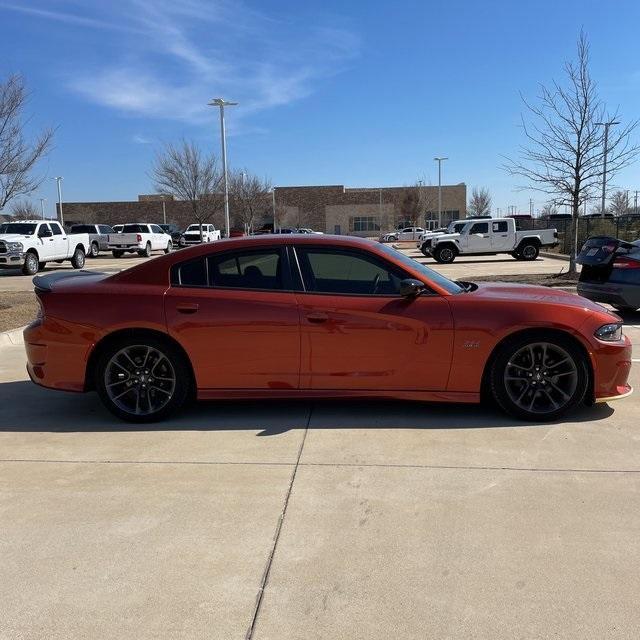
[5,1,360,127]
[132,134,152,144]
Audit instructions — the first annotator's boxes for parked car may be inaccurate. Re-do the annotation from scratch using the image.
[576,236,640,312]
[0,220,89,275]
[180,223,221,246]
[417,221,468,256]
[297,228,324,234]
[380,227,425,242]
[159,224,183,246]
[107,223,172,258]
[428,218,558,263]
[69,223,115,258]
[25,235,631,423]
[112,225,124,233]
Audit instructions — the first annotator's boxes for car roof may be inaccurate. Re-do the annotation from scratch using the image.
[2,219,48,224]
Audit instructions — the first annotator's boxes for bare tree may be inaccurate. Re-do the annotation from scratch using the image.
[609,190,629,216]
[10,199,39,219]
[505,32,639,270]
[468,187,492,217]
[229,170,271,232]
[0,74,54,211]
[540,202,559,218]
[151,140,222,241]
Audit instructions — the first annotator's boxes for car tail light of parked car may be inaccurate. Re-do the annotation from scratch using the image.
[613,256,640,269]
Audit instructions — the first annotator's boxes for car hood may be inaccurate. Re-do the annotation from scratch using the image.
[0,234,33,242]
[467,281,608,312]
[435,233,461,241]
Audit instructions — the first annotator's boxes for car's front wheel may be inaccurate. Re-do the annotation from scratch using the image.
[22,252,39,276]
[95,336,191,422]
[433,245,457,263]
[490,333,588,421]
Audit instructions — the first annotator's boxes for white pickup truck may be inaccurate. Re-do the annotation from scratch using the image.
[425,218,558,263]
[0,220,89,275]
[108,223,173,258]
[180,223,221,246]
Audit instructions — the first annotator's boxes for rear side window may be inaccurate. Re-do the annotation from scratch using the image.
[492,221,508,233]
[175,258,208,287]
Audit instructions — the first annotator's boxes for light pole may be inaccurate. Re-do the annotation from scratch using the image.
[434,157,448,227]
[208,98,238,237]
[595,120,619,218]
[162,200,167,225]
[272,188,277,233]
[51,177,64,226]
[39,198,46,220]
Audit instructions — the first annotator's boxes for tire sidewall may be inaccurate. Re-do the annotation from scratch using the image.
[95,335,191,423]
[90,242,99,258]
[72,247,85,269]
[519,243,539,260]
[435,245,456,263]
[490,332,588,421]
[145,242,151,257]
[23,252,39,275]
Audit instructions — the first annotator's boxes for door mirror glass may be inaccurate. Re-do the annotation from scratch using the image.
[399,278,425,298]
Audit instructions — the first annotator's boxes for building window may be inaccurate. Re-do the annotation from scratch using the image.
[349,216,380,232]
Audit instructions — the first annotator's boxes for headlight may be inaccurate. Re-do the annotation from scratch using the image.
[595,323,623,341]
[8,242,23,251]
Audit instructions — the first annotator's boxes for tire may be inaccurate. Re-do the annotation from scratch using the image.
[38,262,47,271]
[433,244,457,264]
[95,335,191,423]
[55,260,64,264]
[164,241,173,254]
[138,242,152,258]
[490,332,588,422]
[89,242,99,258]
[22,251,39,276]
[71,246,86,269]
[112,250,124,258]
[518,242,539,261]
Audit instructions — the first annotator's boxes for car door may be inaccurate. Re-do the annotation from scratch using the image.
[49,222,68,258]
[99,225,114,250]
[490,220,512,251]
[36,224,57,259]
[292,245,454,391]
[150,225,165,250]
[164,246,301,390]
[465,222,490,252]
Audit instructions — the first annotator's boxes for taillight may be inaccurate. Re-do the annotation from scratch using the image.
[613,256,640,269]
[136,234,142,242]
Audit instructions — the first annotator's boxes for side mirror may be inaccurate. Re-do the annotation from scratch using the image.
[399,278,425,299]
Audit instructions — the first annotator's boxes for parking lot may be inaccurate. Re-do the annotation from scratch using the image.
[1,250,639,638]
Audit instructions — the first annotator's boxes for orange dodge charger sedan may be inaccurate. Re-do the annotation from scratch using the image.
[24,235,632,422]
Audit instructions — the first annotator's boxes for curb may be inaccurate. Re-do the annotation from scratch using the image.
[541,252,570,262]
[0,325,26,347]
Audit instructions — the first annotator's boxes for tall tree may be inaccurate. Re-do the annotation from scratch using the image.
[151,140,222,241]
[0,74,54,211]
[229,170,271,232]
[505,32,639,270]
[468,187,492,217]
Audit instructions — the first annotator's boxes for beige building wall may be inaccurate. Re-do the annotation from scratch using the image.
[325,203,395,236]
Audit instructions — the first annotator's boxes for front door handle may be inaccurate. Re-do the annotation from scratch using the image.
[306,312,329,324]
[176,303,199,314]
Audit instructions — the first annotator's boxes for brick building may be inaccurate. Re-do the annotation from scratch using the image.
[60,183,466,236]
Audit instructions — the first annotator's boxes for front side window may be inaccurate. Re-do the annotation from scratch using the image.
[151,225,164,234]
[296,248,405,296]
[38,224,51,237]
[469,223,489,234]
[50,223,63,235]
[99,225,114,234]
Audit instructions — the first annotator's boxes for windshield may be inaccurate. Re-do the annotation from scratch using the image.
[0,223,37,235]
[70,224,95,233]
[378,244,464,294]
[186,225,203,231]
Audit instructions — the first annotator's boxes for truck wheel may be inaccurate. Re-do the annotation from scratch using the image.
[71,246,86,269]
[164,241,173,254]
[89,242,99,258]
[519,243,539,261]
[112,250,124,258]
[433,245,457,264]
[138,242,152,258]
[22,252,39,276]
[38,262,47,271]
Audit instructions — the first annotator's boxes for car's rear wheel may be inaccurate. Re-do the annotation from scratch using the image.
[96,336,190,422]
[89,242,99,258]
[22,251,39,276]
[164,241,172,254]
[138,242,152,258]
[518,242,539,261]
[433,245,457,263]
[490,334,588,421]
[71,246,86,269]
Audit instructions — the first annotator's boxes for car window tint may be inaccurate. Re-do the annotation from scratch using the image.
[123,224,147,233]
[492,221,508,233]
[176,258,208,287]
[50,223,63,235]
[99,225,114,234]
[208,250,283,290]
[298,248,403,295]
[470,223,489,234]
[38,224,51,237]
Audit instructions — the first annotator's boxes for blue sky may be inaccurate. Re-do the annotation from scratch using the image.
[2,0,640,217]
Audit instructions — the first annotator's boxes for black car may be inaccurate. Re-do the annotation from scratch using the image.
[158,223,183,245]
[576,235,640,312]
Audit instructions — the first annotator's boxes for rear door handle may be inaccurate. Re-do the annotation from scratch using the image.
[306,312,329,323]
[176,303,199,314]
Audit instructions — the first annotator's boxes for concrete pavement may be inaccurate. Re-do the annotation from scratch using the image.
[0,321,639,639]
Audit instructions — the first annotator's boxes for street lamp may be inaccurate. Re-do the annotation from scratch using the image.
[51,177,64,226]
[595,120,619,218]
[39,197,46,220]
[271,188,277,233]
[434,157,448,227]
[208,98,238,237]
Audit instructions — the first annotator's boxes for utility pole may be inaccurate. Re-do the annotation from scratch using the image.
[434,157,448,227]
[52,177,64,226]
[162,200,166,225]
[39,198,46,220]
[635,190,638,215]
[595,120,619,218]
[209,98,238,237]
[529,198,533,217]
[272,188,277,233]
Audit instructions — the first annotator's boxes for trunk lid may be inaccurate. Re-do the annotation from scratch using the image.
[576,236,640,283]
